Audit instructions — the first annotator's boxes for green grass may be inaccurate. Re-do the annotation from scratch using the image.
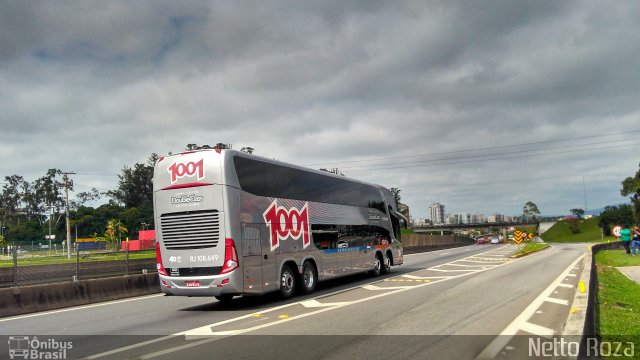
[0,249,155,268]
[511,242,550,257]
[595,250,640,358]
[401,228,416,235]
[541,218,614,243]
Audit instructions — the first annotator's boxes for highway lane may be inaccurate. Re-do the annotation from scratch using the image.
[0,243,588,359]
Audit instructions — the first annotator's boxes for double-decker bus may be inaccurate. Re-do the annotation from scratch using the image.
[153,149,404,301]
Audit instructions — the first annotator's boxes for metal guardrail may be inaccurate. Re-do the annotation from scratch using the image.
[1,235,472,288]
[0,247,156,288]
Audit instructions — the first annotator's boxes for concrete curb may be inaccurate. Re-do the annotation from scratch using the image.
[0,273,160,318]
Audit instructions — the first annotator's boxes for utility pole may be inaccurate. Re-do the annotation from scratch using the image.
[63,171,75,260]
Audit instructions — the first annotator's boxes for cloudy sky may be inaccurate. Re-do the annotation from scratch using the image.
[2,1,639,219]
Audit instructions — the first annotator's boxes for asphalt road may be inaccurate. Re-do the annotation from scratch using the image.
[0,243,588,360]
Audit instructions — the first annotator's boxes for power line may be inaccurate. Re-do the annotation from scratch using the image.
[338,138,640,171]
[343,141,640,173]
[305,129,640,167]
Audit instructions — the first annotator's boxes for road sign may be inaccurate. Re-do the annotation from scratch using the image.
[513,230,524,244]
[612,225,623,238]
[528,232,535,240]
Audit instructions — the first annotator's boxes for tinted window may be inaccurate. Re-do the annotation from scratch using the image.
[234,156,385,212]
[311,224,390,249]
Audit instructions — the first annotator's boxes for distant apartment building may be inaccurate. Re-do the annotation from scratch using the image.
[412,218,428,227]
[471,213,485,224]
[429,203,445,225]
[398,202,410,225]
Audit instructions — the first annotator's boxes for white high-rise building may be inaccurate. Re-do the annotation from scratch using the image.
[429,203,445,225]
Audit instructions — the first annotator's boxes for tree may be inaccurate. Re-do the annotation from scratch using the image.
[570,208,585,219]
[598,204,633,235]
[523,201,540,220]
[621,162,640,223]
[107,154,157,209]
[0,175,27,223]
[390,187,401,208]
[240,147,255,154]
[32,169,69,227]
[102,219,128,251]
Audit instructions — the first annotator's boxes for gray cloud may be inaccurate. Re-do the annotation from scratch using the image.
[1,0,639,218]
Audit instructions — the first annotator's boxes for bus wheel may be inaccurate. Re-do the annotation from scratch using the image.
[279,265,296,299]
[381,253,391,275]
[300,261,317,295]
[215,294,234,303]
[371,253,383,277]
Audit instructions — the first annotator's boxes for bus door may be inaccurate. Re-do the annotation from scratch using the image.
[336,236,353,274]
[241,224,276,294]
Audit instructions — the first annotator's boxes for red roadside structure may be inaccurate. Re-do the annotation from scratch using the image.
[122,230,156,251]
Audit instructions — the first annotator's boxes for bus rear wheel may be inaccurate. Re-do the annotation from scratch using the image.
[300,261,317,295]
[381,252,391,274]
[371,253,383,277]
[279,265,297,299]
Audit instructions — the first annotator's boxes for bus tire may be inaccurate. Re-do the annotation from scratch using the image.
[371,253,383,277]
[300,261,317,295]
[279,265,297,299]
[381,252,391,275]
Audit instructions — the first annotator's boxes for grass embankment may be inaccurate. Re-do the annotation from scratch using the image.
[542,218,615,243]
[0,249,156,268]
[511,242,550,257]
[595,250,640,357]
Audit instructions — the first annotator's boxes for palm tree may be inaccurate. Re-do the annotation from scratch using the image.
[104,219,128,251]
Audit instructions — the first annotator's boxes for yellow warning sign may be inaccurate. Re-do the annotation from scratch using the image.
[514,230,524,244]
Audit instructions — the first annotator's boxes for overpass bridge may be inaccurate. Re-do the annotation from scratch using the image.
[413,221,541,234]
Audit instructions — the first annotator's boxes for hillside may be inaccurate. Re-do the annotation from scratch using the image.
[541,217,614,243]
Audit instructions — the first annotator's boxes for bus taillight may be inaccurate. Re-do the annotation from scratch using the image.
[156,243,168,276]
[220,238,239,274]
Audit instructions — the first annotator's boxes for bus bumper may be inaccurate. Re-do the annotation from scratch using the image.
[158,272,242,296]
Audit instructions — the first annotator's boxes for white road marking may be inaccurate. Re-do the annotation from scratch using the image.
[429,268,475,272]
[87,246,519,359]
[400,274,449,279]
[545,297,569,306]
[520,321,554,337]
[475,253,584,360]
[300,299,352,308]
[557,283,573,288]
[362,284,414,291]
[0,294,165,323]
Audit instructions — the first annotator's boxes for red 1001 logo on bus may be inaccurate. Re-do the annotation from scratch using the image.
[168,159,204,183]
[263,200,311,251]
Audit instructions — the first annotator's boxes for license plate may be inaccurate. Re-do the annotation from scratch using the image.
[185,280,200,287]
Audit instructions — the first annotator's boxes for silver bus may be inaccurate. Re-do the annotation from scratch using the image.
[153,149,404,301]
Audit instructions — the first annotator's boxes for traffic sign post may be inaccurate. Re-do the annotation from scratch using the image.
[612,225,623,239]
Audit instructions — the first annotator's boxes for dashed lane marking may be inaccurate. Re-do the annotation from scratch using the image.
[520,321,554,338]
[476,253,585,360]
[86,245,520,359]
[545,297,570,306]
